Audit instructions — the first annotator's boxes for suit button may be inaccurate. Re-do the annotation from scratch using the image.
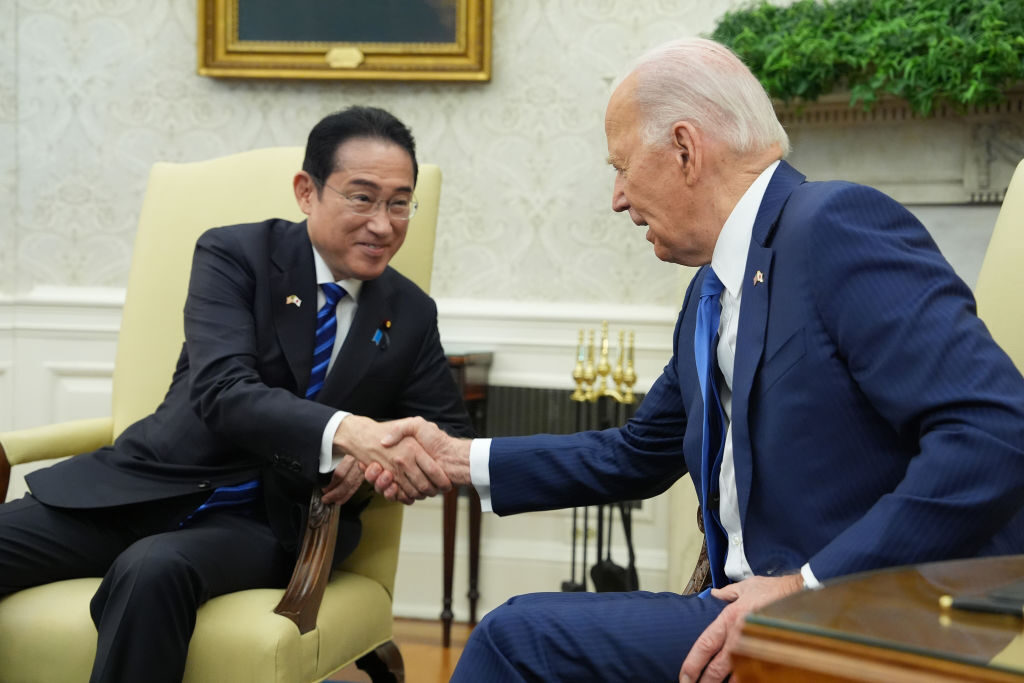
[709,493,719,508]
[289,461,302,472]
[198,480,211,489]
[271,454,281,465]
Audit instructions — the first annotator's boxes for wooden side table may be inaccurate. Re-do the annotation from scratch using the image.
[732,555,1024,682]
[443,352,493,647]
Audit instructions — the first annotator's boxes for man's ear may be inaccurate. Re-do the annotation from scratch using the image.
[293,171,316,216]
[671,121,701,184]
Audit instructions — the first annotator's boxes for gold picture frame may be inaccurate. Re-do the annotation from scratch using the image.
[198,0,491,81]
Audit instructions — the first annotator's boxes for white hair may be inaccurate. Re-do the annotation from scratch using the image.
[630,37,790,157]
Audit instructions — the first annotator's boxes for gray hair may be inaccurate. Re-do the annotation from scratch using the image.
[631,37,790,157]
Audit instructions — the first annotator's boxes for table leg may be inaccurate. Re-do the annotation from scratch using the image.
[442,486,458,648]
[467,486,482,625]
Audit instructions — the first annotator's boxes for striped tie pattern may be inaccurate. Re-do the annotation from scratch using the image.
[179,480,260,527]
[694,266,728,588]
[306,283,346,399]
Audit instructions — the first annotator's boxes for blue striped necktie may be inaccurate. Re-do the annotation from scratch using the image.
[306,283,347,399]
[694,266,728,588]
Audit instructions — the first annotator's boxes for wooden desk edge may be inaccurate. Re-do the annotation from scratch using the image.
[733,621,1024,683]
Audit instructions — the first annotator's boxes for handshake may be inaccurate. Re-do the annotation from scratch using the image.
[322,415,472,506]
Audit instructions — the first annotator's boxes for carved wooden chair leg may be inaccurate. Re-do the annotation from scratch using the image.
[0,443,11,501]
[355,641,405,683]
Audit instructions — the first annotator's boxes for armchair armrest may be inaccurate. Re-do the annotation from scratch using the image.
[0,417,115,501]
[0,417,342,636]
[274,493,341,634]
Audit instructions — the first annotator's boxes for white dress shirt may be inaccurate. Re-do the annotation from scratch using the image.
[710,161,776,584]
[310,247,362,474]
[470,160,819,589]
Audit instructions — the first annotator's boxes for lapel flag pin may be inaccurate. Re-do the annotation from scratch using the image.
[285,295,302,307]
[372,320,392,349]
[753,271,765,286]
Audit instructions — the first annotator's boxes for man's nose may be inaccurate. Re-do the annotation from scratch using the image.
[366,207,394,234]
[611,176,629,213]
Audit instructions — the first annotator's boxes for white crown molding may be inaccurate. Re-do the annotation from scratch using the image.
[437,297,678,391]
[2,286,125,336]
[1,287,680,391]
[780,88,1024,205]
[43,361,117,377]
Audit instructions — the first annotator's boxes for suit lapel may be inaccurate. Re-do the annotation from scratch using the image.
[316,270,396,408]
[270,221,318,393]
[733,161,805,525]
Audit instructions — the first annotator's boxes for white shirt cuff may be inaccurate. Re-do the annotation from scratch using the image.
[469,438,493,512]
[800,562,822,590]
[320,411,351,473]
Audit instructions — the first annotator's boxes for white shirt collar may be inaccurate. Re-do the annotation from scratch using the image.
[311,245,363,302]
[711,160,780,298]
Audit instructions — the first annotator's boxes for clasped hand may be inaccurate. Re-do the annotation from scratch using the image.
[330,415,466,505]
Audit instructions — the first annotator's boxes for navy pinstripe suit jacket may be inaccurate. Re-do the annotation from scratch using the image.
[490,161,1024,583]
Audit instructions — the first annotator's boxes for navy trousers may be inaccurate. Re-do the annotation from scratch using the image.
[451,589,729,682]
[0,493,292,683]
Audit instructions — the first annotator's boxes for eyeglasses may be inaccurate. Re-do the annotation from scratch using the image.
[317,179,418,220]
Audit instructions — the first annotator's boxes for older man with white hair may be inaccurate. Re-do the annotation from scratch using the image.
[366,37,1024,682]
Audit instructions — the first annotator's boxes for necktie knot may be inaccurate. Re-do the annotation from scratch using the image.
[306,283,347,399]
[321,282,346,307]
[700,267,725,300]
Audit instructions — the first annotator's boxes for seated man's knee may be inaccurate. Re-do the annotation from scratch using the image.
[91,537,206,621]
[472,598,535,653]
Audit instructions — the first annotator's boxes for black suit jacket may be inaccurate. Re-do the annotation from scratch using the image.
[28,219,474,557]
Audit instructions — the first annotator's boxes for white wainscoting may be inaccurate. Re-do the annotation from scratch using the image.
[0,286,702,622]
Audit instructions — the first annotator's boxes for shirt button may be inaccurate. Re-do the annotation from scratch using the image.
[731,534,741,546]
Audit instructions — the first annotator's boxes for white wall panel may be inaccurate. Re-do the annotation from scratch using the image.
[43,362,114,423]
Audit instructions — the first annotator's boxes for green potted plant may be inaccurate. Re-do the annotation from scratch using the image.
[710,0,1024,116]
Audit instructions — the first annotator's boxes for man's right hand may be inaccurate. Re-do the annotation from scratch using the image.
[332,415,452,502]
[367,417,473,502]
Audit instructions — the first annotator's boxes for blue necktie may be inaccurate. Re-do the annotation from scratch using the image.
[179,480,260,527]
[694,267,728,588]
[306,283,346,399]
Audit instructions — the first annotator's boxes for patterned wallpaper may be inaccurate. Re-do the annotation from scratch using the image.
[4,0,742,304]
[1,0,14,294]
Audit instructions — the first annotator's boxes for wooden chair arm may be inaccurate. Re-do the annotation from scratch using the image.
[274,492,341,634]
[0,417,115,501]
[682,504,712,595]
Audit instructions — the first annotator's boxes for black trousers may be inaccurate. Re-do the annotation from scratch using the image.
[0,493,293,683]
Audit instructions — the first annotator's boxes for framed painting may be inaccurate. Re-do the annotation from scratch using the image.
[198,0,491,81]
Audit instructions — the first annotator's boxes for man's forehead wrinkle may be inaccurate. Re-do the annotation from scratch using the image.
[342,177,414,194]
[346,178,382,189]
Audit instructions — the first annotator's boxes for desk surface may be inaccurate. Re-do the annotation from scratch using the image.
[734,555,1024,682]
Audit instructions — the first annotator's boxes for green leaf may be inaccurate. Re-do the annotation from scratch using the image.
[708,0,1024,116]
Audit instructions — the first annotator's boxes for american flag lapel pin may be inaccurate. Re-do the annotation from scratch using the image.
[285,294,302,307]
[753,271,765,287]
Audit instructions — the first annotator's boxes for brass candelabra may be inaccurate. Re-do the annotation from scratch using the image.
[571,321,637,404]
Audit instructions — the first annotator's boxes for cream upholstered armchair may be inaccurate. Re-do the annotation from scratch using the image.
[975,158,1024,371]
[0,147,442,682]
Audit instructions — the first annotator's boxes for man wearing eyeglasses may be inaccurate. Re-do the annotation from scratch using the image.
[0,106,473,683]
